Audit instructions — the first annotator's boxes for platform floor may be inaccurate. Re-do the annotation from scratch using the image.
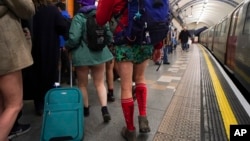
[13,44,250,141]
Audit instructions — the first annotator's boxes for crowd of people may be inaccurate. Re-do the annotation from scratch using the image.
[0,0,192,141]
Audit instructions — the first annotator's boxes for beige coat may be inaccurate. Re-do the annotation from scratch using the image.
[0,0,35,75]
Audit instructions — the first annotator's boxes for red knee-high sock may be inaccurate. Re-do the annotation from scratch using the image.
[121,98,135,131]
[135,83,147,116]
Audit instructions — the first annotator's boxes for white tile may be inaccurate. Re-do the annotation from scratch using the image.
[171,65,181,67]
[168,68,179,73]
[175,61,185,64]
[166,85,176,91]
[157,76,181,83]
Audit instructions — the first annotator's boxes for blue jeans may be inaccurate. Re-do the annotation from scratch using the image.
[181,43,189,51]
[168,45,173,53]
[163,46,169,63]
[171,38,177,49]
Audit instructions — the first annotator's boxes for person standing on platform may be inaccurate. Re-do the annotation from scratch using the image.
[65,0,113,122]
[171,28,178,50]
[28,0,69,116]
[8,19,34,140]
[96,0,152,140]
[0,0,35,140]
[179,26,191,51]
[163,30,171,65]
[55,1,72,84]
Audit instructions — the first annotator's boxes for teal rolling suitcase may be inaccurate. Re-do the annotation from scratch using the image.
[41,58,84,141]
[40,87,84,141]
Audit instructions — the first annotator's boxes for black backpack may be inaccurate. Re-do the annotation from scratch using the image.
[85,12,108,51]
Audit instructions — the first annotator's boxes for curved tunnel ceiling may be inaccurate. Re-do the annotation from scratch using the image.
[170,0,244,28]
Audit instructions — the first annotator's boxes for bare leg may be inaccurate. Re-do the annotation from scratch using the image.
[105,59,115,102]
[118,61,133,99]
[0,71,23,141]
[134,59,151,133]
[75,66,89,108]
[91,63,107,106]
[133,59,148,84]
[105,59,114,90]
[91,63,111,122]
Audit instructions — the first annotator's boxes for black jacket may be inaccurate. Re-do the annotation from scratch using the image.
[179,30,191,43]
[23,5,68,101]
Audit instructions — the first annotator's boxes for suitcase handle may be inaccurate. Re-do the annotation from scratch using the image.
[58,51,74,88]
[50,136,73,141]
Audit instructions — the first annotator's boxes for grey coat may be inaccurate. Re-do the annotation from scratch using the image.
[0,0,35,75]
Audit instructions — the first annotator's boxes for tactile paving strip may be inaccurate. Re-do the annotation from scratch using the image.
[154,46,201,141]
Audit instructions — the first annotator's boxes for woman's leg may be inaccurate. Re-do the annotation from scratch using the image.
[133,59,151,133]
[117,61,135,131]
[133,59,148,111]
[113,60,120,81]
[118,61,134,100]
[91,63,107,106]
[91,63,111,122]
[0,71,23,141]
[105,59,115,102]
[75,66,89,116]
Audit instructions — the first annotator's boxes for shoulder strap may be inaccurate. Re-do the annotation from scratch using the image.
[83,9,96,18]
[112,5,127,32]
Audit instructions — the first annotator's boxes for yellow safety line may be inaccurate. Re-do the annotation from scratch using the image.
[200,46,238,140]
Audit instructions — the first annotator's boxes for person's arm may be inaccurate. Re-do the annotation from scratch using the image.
[96,0,115,26]
[65,14,84,50]
[54,6,69,40]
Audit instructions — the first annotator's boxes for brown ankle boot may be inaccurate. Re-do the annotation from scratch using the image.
[138,116,151,133]
[121,127,136,141]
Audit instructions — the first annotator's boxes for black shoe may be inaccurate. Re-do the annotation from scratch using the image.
[101,106,111,122]
[35,109,43,116]
[84,106,90,117]
[163,62,170,65]
[107,92,115,102]
[8,123,31,139]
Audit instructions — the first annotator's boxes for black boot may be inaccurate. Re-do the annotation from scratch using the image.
[107,91,115,102]
[84,106,90,117]
[101,106,111,122]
